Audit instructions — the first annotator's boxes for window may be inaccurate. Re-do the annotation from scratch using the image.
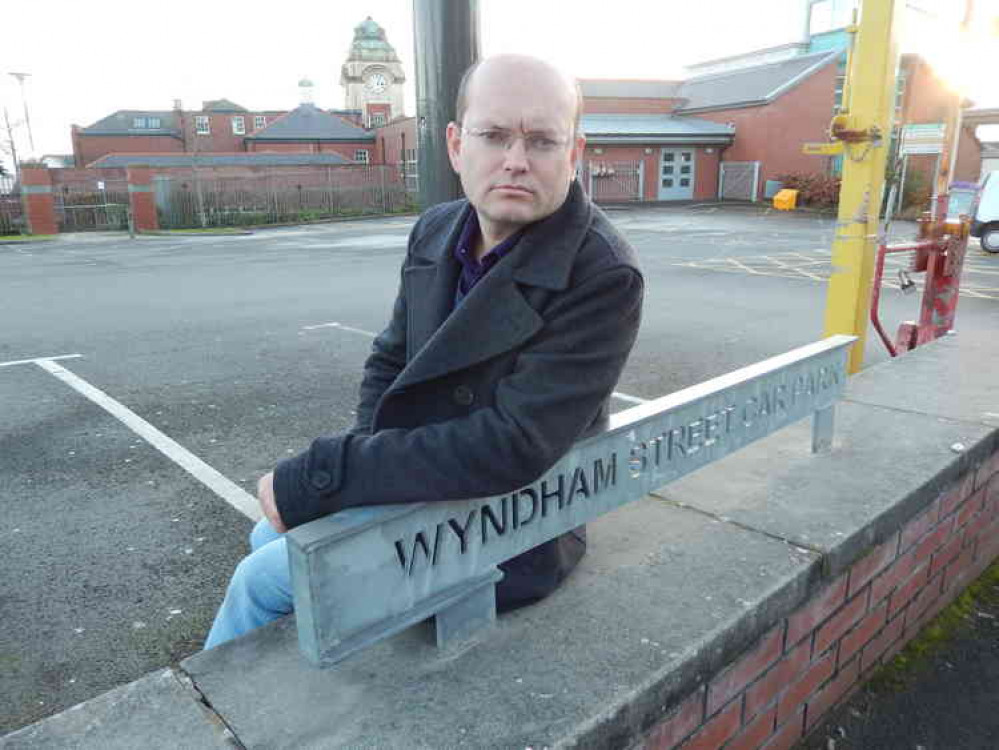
[355,150,370,164]
[231,116,245,135]
[195,116,210,135]
[132,116,161,129]
[254,115,266,131]
[834,75,846,113]
[371,113,386,127]
[894,73,908,122]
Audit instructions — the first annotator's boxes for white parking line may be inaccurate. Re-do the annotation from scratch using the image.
[31,358,261,522]
[0,353,82,368]
[302,321,378,337]
[612,392,648,405]
[303,321,648,404]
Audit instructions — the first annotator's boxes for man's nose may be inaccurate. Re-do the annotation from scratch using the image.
[502,137,530,171]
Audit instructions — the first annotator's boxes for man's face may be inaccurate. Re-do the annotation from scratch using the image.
[446,61,585,239]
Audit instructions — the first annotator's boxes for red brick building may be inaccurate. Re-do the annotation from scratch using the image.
[70,17,404,170]
[71,98,374,169]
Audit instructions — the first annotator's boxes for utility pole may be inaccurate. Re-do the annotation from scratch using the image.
[936,1,975,219]
[3,107,21,180]
[818,0,903,373]
[412,0,480,209]
[8,72,36,155]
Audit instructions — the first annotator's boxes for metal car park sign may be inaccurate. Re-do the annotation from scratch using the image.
[287,335,856,666]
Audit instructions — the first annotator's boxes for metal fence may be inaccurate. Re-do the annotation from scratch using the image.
[51,175,130,232]
[154,166,415,229]
[719,161,761,202]
[582,161,644,203]
[0,175,22,235]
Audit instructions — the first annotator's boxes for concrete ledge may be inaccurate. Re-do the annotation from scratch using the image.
[5,332,998,749]
[0,669,235,750]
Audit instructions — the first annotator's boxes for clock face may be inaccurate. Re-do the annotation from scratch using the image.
[365,72,389,93]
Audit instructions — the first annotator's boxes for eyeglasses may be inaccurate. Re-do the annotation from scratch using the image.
[460,126,571,156]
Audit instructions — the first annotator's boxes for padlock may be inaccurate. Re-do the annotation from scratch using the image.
[898,268,916,295]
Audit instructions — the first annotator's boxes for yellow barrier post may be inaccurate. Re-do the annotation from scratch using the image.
[821,0,902,374]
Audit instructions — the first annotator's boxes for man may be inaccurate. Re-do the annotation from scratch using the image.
[205,54,643,648]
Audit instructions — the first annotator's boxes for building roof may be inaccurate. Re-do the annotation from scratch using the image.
[581,114,734,144]
[675,50,842,113]
[964,108,999,127]
[80,110,181,136]
[683,41,810,76]
[40,154,75,168]
[580,80,682,99]
[246,103,375,142]
[202,99,248,113]
[87,152,353,168]
[348,16,401,62]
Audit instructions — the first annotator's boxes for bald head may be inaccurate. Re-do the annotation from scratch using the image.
[456,54,583,136]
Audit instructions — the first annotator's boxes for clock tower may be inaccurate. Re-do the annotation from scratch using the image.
[340,17,406,128]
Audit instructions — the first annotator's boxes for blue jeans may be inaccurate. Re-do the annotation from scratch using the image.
[204,519,293,649]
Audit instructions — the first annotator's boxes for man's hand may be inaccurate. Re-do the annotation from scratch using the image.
[257,472,287,533]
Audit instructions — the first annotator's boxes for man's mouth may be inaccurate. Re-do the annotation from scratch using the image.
[493,184,533,195]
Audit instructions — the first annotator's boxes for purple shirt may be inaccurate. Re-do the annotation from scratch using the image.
[453,211,523,306]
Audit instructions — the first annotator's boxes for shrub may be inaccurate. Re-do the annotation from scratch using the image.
[774,172,842,208]
[901,168,932,214]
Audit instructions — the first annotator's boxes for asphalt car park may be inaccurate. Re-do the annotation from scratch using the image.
[2,204,997,734]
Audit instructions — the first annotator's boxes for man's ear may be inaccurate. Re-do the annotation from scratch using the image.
[445,121,462,173]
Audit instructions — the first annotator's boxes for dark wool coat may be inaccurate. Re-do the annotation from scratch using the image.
[274,180,644,609]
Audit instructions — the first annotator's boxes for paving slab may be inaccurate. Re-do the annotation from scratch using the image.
[844,332,999,427]
[183,497,819,750]
[656,398,994,578]
[0,669,235,750]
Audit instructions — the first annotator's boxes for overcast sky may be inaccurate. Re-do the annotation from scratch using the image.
[2,0,997,169]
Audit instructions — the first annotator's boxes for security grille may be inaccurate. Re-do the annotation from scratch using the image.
[51,176,129,231]
[719,161,761,202]
[154,166,411,229]
[583,161,644,203]
[0,175,22,235]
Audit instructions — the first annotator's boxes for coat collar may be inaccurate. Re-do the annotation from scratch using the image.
[390,180,591,393]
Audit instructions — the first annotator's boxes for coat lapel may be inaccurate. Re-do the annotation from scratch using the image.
[394,180,592,391]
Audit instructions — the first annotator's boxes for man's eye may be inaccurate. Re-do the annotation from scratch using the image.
[528,136,558,150]
[480,130,506,142]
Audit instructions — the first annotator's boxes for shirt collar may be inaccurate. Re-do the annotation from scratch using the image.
[453,211,524,274]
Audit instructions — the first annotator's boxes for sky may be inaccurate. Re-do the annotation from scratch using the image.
[2,0,998,170]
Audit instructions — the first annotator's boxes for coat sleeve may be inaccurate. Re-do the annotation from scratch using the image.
[273,262,644,530]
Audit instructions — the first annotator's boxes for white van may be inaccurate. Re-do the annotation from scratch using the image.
[971,170,999,253]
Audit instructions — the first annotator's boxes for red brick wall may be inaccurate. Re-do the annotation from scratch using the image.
[20,167,58,235]
[899,59,981,183]
[245,140,378,163]
[377,118,418,167]
[640,449,999,750]
[367,103,392,128]
[954,126,981,183]
[696,58,840,199]
[50,167,128,184]
[695,148,722,200]
[126,166,158,231]
[584,98,685,115]
[902,59,957,125]
[75,135,183,168]
[184,113,261,153]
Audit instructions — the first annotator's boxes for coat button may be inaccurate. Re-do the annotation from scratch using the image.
[453,385,474,406]
[311,470,332,490]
